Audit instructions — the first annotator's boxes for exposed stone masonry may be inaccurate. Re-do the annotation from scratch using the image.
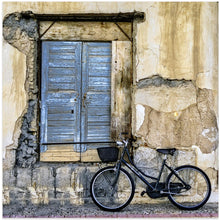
[3,164,100,205]
[3,12,39,167]
[137,75,193,89]
[16,100,38,167]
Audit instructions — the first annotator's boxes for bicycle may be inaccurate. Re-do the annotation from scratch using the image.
[90,134,211,212]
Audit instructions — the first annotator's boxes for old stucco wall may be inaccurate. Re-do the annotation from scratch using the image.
[2,43,26,167]
[3,2,218,205]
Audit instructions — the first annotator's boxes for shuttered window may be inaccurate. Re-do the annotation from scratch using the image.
[81,43,112,151]
[40,41,112,161]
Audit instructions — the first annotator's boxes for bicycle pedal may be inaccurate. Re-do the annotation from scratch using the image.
[141,191,146,197]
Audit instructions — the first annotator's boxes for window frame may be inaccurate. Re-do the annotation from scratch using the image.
[38,21,133,162]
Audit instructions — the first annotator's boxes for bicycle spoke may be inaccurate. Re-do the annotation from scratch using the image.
[91,167,135,211]
[167,165,211,210]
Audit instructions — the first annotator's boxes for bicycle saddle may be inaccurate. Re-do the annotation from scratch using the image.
[156,148,176,156]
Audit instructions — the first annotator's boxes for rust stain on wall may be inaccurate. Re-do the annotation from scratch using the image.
[158,2,202,79]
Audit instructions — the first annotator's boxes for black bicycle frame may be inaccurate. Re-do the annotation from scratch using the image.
[117,145,188,191]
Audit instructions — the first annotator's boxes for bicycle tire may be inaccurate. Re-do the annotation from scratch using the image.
[90,166,135,211]
[166,165,211,210]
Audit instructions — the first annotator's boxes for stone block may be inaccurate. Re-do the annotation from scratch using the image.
[56,166,72,189]
[28,186,51,205]
[9,187,28,203]
[16,168,31,188]
[3,188,10,205]
[175,149,196,167]
[55,189,63,198]
[69,167,87,204]
[84,166,99,197]
[85,166,99,184]
[205,168,218,190]
[134,147,166,191]
[32,166,54,188]
[28,186,39,204]
[3,169,16,187]
[193,145,218,170]
[134,147,160,176]
[38,189,49,204]
[48,190,55,199]
[3,149,16,170]
[71,167,86,193]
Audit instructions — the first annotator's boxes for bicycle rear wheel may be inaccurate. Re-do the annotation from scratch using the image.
[166,165,211,210]
[90,166,135,211]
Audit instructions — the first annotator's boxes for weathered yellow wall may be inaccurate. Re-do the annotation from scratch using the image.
[2,2,150,16]
[135,2,218,89]
[2,2,218,204]
[2,42,26,156]
[3,2,218,147]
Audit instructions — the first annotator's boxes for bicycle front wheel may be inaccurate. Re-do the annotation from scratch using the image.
[166,165,211,210]
[90,166,135,211]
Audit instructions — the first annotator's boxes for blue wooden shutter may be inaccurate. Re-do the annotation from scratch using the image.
[41,41,112,154]
[81,42,112,151]
[40,41,82,152]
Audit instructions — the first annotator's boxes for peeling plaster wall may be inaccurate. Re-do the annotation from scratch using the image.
[3,11,39,168]
[2,2,218,205]
[2,42,26,154]
[135,3,218,88]
[134,76,218,153]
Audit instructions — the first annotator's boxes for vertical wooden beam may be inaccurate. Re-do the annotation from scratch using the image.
[112,41,132,138]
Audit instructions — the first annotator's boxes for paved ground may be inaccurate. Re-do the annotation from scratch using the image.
[3,202,218,218]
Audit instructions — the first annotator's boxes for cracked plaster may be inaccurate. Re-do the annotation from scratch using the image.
[135,79,197,113]
[3,12,39,168]
[135,89,218,154]
[2,2,218,205]
[2,43,26,157]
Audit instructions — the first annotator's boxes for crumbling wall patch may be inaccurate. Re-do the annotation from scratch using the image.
[3,12,39,168]
[136,88,218,153]
[137,74,194,89]
[16,100,38,167]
